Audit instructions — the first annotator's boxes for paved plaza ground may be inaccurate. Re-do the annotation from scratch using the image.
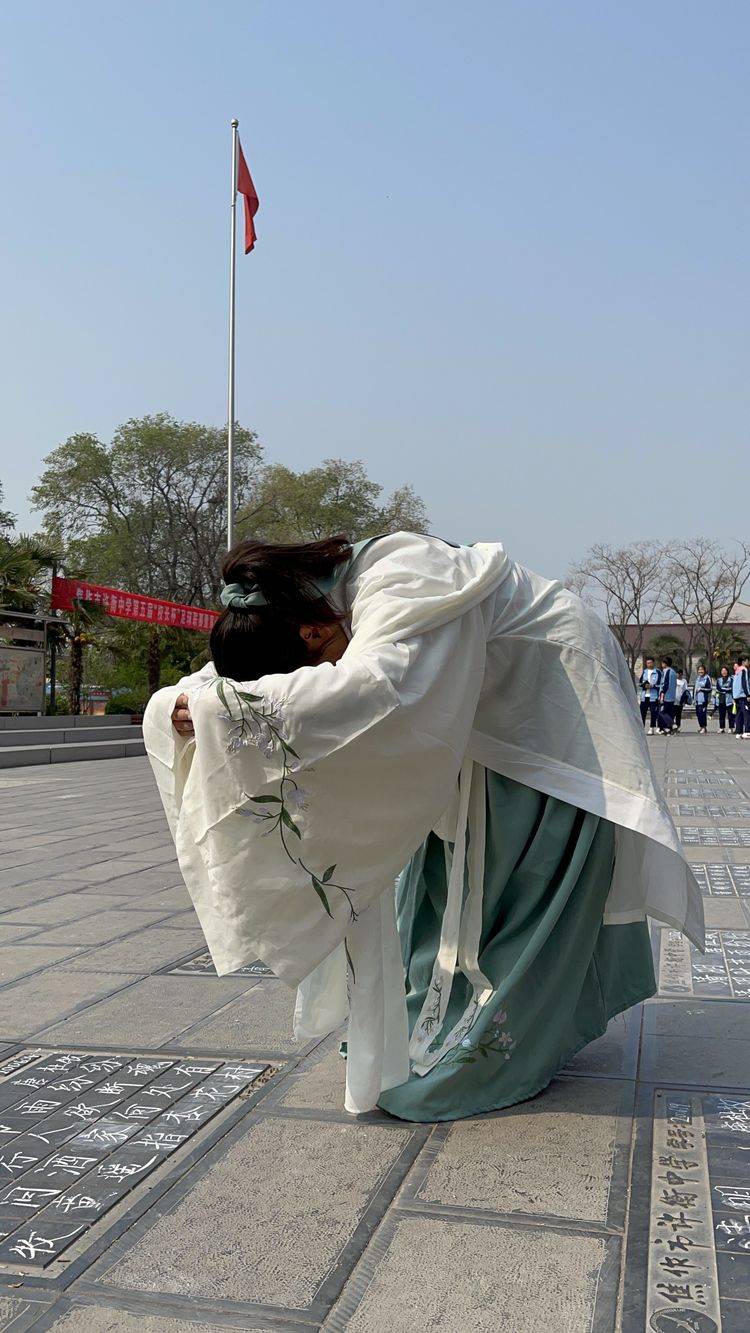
[0,733,747,1330]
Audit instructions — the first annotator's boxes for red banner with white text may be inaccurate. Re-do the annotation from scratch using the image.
[51,577,218,633]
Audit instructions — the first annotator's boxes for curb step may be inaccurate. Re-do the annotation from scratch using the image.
[0,725,138,748]
[0,735,146,768]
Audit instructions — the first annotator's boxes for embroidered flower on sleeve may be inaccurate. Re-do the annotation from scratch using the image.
[215,676,358,934]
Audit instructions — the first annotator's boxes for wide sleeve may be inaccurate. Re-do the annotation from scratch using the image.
[142,661,218,839]
[157,609,488,986]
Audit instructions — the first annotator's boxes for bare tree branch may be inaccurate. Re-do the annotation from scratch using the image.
[568,541,664,672]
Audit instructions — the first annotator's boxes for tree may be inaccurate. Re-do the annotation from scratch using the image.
[82,620,204,713]
[664,538,750,672]
[31,415,265,700]
[30,419,429,701]
[658,572,701,680]
[694,626,750,672]
[0,480,58,612]
[0,538,46,612]
[31,414,264,607]
[0,481,15,536]
[568,542,664,674]
[645,633,687,675]
[240,459,429,543]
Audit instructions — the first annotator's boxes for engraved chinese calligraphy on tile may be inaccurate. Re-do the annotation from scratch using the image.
[647,1092,721,1327]
[0,1051,267,1270]
[658,930,750,999]
[165,950,273,978]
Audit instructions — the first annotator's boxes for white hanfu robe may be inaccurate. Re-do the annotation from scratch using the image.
[144,532,703,1112]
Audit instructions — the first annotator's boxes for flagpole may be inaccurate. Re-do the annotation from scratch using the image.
[226,117,239,550]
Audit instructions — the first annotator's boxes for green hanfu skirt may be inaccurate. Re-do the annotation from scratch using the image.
[378,770,656,1122]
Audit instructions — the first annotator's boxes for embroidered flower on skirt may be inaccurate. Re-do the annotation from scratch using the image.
[447,1005,516,1066]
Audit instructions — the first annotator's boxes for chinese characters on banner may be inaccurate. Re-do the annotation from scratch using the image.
[51,577,218,634]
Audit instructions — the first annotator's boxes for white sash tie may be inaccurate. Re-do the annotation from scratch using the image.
[409,759,493,1074]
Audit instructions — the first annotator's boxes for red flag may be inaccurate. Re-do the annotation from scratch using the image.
[237,138,259,254]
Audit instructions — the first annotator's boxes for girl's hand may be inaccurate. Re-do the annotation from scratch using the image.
[171,693,194,738]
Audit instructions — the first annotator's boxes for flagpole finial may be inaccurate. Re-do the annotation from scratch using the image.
[231,118,239,128]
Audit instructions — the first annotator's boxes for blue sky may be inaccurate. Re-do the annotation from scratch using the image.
[1,1,747,578]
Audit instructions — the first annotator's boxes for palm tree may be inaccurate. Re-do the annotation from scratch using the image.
[0,535,54,612]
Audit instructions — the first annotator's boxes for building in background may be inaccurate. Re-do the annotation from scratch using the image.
[622,602,750,676]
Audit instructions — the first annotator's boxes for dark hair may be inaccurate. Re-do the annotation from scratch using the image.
[661,655,673,667]
[210,535,352,680]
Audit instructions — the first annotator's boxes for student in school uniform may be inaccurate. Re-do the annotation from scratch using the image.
[674,671,690,732]
[658,657,678,734]
[733,658,749,739]
[743,657,750,738]
[693,665,712,734]
[717,666,734,734]
[639,657,661,734]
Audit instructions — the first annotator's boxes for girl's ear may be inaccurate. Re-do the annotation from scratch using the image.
[299,623,324,646]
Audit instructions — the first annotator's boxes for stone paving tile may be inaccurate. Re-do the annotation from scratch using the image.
[1,827,102,850]
[57,861,167,886]
[563,1008,641,1080]
[0,896,133,928]
[326,1215,614,1333]
[0,971,142,1040]
[0,925,40,944]
[0,860,121,891]
[104,832,177,850]
[30,911,173,947]
[106,831,179,850]
[147,913,199,930]
[0,944,82,987]
[407,1077,629,1225]
[98,1115,416,1309]
[0,1295,36,1329]
[703,898,750,928]
[0,883,94,913]
[639,1033,750,1086]
[176,979,300,1054]
[112,888,192,915]
[0,846,72,873]
[60,928,205,974]
[681,844,720,864]
[644,997,750,1040]
[278,1048,346,1111]
[86,871,185,898]
[36,1308,257,1332]
[36,976,259,1047]
[90,856,179,875]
